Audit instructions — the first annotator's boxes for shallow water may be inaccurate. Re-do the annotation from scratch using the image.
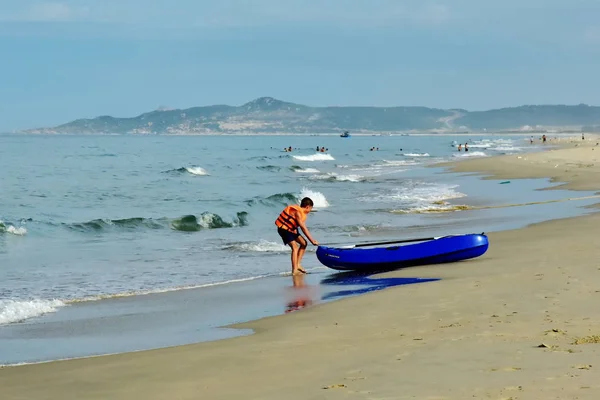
[0,133,597,362]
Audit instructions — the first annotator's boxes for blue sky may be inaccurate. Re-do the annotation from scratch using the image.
[1,0,599,131]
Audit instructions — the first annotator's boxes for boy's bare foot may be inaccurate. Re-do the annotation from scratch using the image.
[292,270,304,276]
[298,266,307,274]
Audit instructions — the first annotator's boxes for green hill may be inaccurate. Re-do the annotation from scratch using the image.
[24,98,600,134]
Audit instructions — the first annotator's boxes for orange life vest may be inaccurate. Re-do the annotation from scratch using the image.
[275,204,306,232]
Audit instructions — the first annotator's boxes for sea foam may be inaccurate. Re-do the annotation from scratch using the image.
[300,187,330,208]
[0,220,27,236]
[223,239,288,252]
[185,166,209,175]
[453,151,487,158]
[0,299,65,325]
[292,153,335,161]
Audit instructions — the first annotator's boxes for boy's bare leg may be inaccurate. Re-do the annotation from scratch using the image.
[296,236,308,273]
[290,242,302,275]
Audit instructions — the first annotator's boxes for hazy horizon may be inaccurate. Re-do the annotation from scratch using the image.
[2,0,600,131]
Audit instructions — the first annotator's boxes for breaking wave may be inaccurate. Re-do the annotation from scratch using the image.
[245,189,330,209]
[164,166,210,176]
[300,187,330,208]
[245,192,299,207]
[292,153,335,161]
[453,151,487,158]
[257,165,281,172]
[391,203,474,214]
[170,212,249,231]
[290,165,320,173]
[357,181,466,213]
[309,172,366,182]
[0,220,27,236]
[65,213,248,233]
[403,153,430,157]
[222,239,288,252]
[0,299,65,325]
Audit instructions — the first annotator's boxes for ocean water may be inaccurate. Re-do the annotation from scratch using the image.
[0,133,595,333]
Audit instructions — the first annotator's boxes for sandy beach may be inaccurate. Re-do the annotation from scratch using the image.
[2,137,600,400]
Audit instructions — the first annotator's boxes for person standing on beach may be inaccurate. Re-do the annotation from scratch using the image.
[275,197,319,275]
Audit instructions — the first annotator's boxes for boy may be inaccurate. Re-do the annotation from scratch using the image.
[275,197,319,275]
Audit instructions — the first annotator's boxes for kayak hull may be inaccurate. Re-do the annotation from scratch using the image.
[316,234,489,272]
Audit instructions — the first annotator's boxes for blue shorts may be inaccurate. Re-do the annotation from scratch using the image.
[277,227,300,245]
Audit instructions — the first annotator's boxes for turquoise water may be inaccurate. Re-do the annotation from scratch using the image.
[0,133,595,331]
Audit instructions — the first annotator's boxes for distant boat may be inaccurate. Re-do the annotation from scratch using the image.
[340,131,350,138]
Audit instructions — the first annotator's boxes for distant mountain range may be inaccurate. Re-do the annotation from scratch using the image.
[24,97,600,134]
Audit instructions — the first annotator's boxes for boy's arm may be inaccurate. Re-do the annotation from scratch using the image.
[294,210,319,245]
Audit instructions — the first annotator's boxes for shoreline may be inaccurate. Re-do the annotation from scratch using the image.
[437,134,600,191]
[3,140,600,399]
[3,131,594,137]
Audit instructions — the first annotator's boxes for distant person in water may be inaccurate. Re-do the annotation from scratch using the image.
[275,197,319,275]
[542,135,547,143]
[458,144,462,151]
[464,143,469,152]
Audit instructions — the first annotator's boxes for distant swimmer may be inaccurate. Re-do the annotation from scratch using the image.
[464,143,469,152]
[458,144,462,152]
[542,134,547,143]
[275,197,319,276]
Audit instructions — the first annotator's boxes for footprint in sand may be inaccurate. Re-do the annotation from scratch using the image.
[490,367,522,372]
[322,384,347,389]
[572,364,592,370]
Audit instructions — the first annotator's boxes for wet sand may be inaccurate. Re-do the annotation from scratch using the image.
[2,137,600,399]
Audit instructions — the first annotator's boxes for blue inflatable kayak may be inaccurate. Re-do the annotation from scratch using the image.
[316,233,489,272]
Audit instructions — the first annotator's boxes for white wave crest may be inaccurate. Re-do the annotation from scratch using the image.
[294,168,320,174]
[453,151,487,158]
[300,187,330,208]
[0,221,27,236]
[292,153,335,161]
[185,166,209,175]
[310,172,364,182]
[0,299,65,325]
[492,146,522,152]
[403,153,430,157]
[225,240,288,252]
[8,226,27,235]
[358,182,465,205]
[382,159,419,166]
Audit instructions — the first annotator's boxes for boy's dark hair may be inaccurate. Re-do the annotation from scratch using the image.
[300,197,314,207]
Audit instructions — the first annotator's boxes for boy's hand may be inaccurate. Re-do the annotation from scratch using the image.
[312,240,319,246]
